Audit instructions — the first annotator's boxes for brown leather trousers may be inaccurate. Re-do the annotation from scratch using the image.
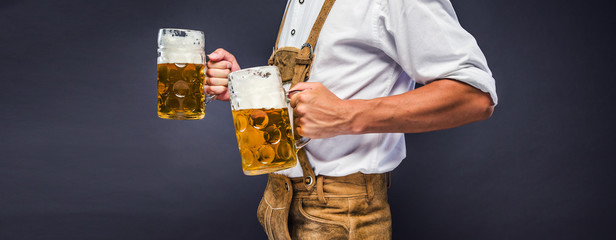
[257,173,392,239]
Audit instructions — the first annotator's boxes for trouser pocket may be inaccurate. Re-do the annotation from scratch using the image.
[289,198,350,239]
[257,174,293,240]
[288,173,393,239]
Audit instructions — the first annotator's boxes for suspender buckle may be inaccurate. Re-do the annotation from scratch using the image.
[300,43,314,59]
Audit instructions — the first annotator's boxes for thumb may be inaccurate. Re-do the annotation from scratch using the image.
[208,48,241,71]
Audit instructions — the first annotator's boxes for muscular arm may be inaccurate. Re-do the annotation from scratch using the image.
[290,79,494,138]
[205,49,494,138]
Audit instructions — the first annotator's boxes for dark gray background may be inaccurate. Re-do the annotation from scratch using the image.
[1,0,614,239]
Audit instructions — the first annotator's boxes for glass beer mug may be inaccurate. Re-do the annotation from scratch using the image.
[228,66,309,175]
[157,28,214,120]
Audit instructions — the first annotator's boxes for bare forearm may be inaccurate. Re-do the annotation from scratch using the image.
[346,79,494,134]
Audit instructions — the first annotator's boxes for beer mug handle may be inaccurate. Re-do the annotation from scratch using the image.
[205,94,217,104]
[287,89,311,150]
[296,136,310,149]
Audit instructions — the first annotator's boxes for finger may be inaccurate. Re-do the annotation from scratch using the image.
[204,86,231,101]
[206,68,231,78]
[294,113,305,125]
[288,82,316,92]
[290,89,313,108]
[206,77,228,86]
[207,60,232,69]
[292,104,303,117]
[290,91,301,108]
[204,85,215,95]
[207,48,231,61]
[206,85,228,95]
[289,83,316,107]
[294,117,302,132]
[287,89,302,99]
[296,126,306,138]
[208,48,241,71]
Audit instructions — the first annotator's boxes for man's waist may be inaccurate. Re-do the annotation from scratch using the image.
[269,172,392,202]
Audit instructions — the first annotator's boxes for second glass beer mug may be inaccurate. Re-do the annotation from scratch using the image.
[229,66,308,175]
[157,28,212,120]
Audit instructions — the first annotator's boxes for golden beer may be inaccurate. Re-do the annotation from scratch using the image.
[232,108,297,175]
[157,63,205,120]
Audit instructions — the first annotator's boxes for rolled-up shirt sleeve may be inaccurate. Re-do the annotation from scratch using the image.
[377,0,498,105]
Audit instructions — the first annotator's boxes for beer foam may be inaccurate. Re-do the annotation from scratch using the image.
[229,66,287,110]
[157,28,205,64]
[158,28,204,48]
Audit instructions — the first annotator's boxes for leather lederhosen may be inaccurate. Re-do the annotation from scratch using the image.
[257,1,393,239]
[267,0,337,191]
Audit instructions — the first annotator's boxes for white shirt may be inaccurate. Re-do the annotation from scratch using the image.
[276,0,497,177]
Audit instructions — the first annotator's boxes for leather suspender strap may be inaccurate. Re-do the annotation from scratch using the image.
[306,0,336,50]
[273,2,292,51]
[291,0,336,86]
[293,0,337,191]
[271,0,336,57]
[269,0,337,191]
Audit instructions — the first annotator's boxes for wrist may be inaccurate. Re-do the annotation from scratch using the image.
[344,99,372,135]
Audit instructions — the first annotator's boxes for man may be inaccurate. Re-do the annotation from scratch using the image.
[206,0,496,239]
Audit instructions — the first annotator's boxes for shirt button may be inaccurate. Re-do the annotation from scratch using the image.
[291,29,296,35]
[299,0,304,4]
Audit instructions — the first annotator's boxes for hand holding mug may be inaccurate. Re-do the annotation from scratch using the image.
[205,48,241,101]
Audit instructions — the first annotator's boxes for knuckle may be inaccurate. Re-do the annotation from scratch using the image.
[299,118,308,126]
[295,105,306,115]
[290,98,299,108]
[297,93,309,102]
